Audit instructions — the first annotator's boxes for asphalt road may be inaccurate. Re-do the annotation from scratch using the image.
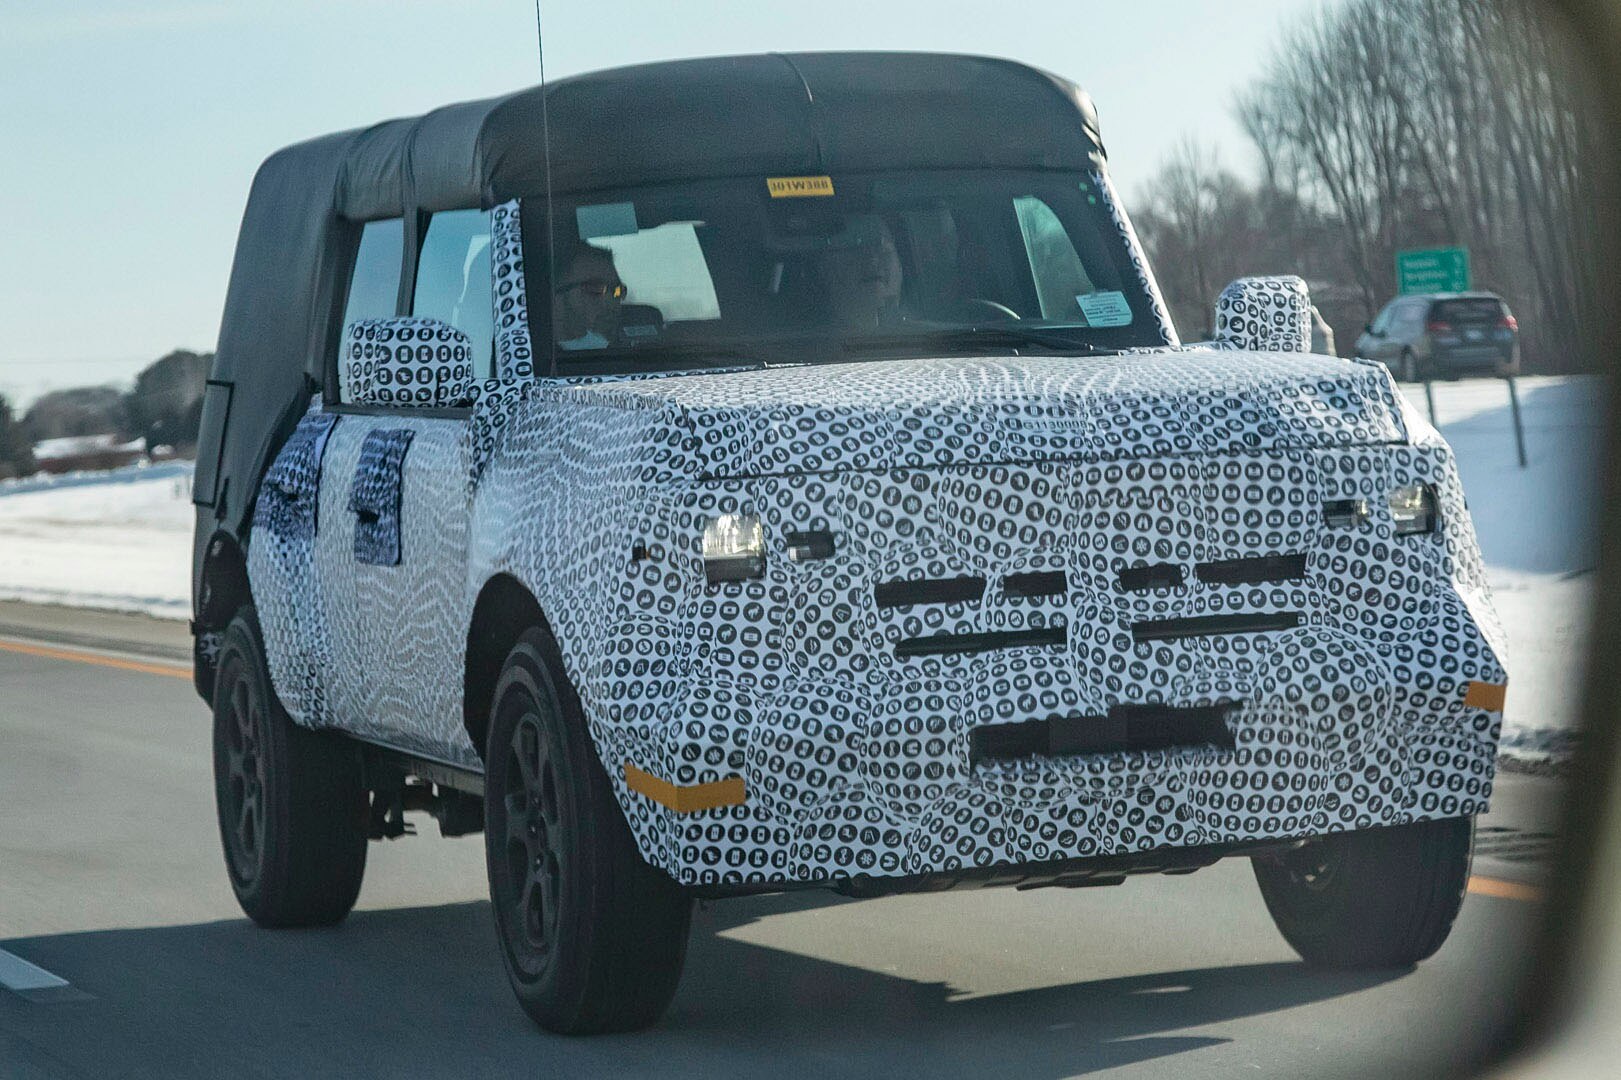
[0,621,1563,1079]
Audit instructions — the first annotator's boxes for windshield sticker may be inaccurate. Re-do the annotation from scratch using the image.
[576,202,639,239]
[1077,290,1132,327]
[766,175,835,198]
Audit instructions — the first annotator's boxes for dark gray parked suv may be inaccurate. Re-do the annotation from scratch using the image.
[1354,292,1521,380]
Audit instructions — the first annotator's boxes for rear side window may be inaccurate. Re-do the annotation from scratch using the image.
[1395,301,1428,333]
[338,219,404,403]
[341,219,404,332]
[413,208,494,378]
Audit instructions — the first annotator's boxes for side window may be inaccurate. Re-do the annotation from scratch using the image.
[413,208,494,378]
[338,218,404,403]
[1370,302,1397,334]
[1399,301,1428,334]
[589,219,722,323]
[342,219,404,330]
[1013,195,1096,320]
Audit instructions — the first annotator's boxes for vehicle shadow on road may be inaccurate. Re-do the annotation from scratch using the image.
[0,891,1405,1079]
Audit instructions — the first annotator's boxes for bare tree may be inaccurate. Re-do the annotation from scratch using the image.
[1205,0,1604,371]
[1135,141,1349,343]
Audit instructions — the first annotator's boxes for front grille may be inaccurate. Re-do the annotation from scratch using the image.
[894,626,1066,658]
[1132,612,1302,643]
[874,575,986,609]
[1119,563,1185,592]
[1195,553,1307,586]
[970,701,1240,764]
[1003,570,1067,598]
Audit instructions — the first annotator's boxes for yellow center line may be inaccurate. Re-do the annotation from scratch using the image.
[0,637,192,680]
[1469,875,1544,902]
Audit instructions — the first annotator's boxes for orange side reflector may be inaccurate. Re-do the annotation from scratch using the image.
[1468,875,1543,903]
[624,763,747,813]
[1464,681,1508,711]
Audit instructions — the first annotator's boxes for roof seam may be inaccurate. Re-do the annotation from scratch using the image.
[771,52,824,174]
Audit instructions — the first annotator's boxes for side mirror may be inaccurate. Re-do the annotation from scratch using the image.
[1212,275,1311,353]
[341,318,476,408]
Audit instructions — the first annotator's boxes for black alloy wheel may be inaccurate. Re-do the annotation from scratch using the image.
[484,627,692,1034]
[1400,349,1420,383]
[211,607,369,927]
[219,652,269,887]
[1253,816,1474,968]
[495,705,566,982]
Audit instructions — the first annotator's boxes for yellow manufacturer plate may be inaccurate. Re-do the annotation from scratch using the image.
[767,175,835,198]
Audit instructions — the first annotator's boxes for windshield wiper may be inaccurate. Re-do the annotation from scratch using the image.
[549,325,1117,371]
[841,325,1119,356]
[553,341,771,367]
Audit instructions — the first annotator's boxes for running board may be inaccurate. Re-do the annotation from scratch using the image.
[356,737,485,796]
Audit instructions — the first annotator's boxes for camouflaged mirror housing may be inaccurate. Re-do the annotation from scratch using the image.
[1213,275,1313,353]
[195,53,1507,1034]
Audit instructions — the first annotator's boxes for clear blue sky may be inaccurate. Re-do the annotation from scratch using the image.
[0,0,1318,407]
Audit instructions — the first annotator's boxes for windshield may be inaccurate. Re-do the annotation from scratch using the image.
[525,169,1166,373]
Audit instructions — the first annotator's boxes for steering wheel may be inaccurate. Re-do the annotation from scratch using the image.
[960,297,1022,321]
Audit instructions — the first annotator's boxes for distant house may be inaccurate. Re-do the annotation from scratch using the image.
[31,433,146,475]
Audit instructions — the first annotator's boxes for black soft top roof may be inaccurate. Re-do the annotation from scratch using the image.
[321,51,1104,217]
[194,52,1107,597]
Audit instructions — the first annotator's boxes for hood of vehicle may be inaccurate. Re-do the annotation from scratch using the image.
[567,350,1410,479]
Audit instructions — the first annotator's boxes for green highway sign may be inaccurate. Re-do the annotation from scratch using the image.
[1396,247,1470,294]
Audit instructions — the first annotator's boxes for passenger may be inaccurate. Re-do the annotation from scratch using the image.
[552,242,626,350]
[816,214,904,329]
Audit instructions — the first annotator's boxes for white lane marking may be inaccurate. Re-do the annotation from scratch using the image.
[0,948,71,993]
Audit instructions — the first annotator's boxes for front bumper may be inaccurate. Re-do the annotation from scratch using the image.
[602,625,1501,887]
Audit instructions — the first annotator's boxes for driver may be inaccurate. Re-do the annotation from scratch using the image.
[815,214,904,329]
[552,242,626,350]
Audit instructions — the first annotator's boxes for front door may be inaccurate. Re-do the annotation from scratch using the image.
[314,415,474,763]
[310,204,499,765]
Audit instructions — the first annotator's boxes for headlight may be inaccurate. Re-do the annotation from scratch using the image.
[1389,483,1437,536]
[702,513,765,583]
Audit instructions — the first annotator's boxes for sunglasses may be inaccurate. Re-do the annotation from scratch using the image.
[556,279,627,300]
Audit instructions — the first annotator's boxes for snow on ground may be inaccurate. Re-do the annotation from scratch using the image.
[1400,376,1603,765]
[0,461,194,618]
[0,376,1604,761]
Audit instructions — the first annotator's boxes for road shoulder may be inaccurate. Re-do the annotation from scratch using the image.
[0,600,191,663]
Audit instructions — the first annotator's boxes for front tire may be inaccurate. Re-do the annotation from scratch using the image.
[211,607,368,927]
[484,628,692,1034]
[1252,816,1474,968]
[1399,348,1420,383]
